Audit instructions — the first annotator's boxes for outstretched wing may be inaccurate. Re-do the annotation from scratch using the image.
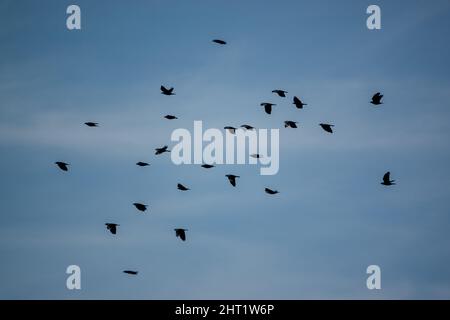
[57,163,68,171]
[161,86,173,93]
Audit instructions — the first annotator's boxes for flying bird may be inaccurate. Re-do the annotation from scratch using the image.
[105,223,119,235]
[84,122,98,127]
[293,96,307,109]
[284,121,298,128]
[155,145,170,155]
[55,162,69,172]
[370,92,384,105]
[224,126,236,134]
[174,228,188,241]
[265,188,279,195]
[212,39,226,45]
[241,124,255,130]
[201,164,215,169]
[133,203,148,212]
[225,174,240,187]
[164,115,178,120]
[136,162,150,167]
[260,103,276,114]
[272,89,288,97]
[123,270,138,275]
[177,183,190,191]
[381,171,396,186]
[319,123,334,133]
[160,85,175,96]
[250,154,263,159]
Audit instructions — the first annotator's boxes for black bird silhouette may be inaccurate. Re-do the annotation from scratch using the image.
[136,162,150,167]
[201,164,215,169]
[164,115,178,120]
[133,203,148,212]
[225,174,240,187]
[84,122,98,127]
[381,171,396,186]
[371,92,383,105]
[212,39,227,45]
[177,183,190,191]
[55,162,69,171]
[241,124,255,130]
[284,121,298,128]
[265,188,279,195]
[123,270,138,275]
[105,223,119,235]
[155,145,170,155]
[160,85,175,96]
[250,153,262,159]
[224,126,236,134]
[272,89,288,97]
[319,123,334,133]
[174,228,188,241]
[260,103,276,114]
[293,96,307,109]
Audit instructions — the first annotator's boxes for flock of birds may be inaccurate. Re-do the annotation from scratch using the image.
[53,39,395,276]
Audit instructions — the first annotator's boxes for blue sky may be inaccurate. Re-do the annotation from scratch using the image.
[1,0,450,299]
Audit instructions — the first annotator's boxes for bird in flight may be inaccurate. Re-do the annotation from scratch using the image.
[224,126,236,134]
[260,103,276,114]
[212,39,227,45]
[265,188,279,195]
[293,96,307,109]
[272,89,288,97]
[123,270,138,275]
[201,164,215,169]
[381,171,396,186]
[174,228,188,241]
[55,162,69,172]
[250,153,263,159]
[370,92,383,105]
[133,203,148,212]
[84,122,98,127]
[319,123,334,133]
[241,124,255,130]
[136,162,150,167]
[284,121,298,128]
[164,115,178,120]
[177,183,190,191]
[105,223,119,235]
[160,85,175,96]
[155,145,170,155]
[226,174,240,187]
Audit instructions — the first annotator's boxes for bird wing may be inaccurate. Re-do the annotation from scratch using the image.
[383,172,390,183]
[322,125,332,133]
